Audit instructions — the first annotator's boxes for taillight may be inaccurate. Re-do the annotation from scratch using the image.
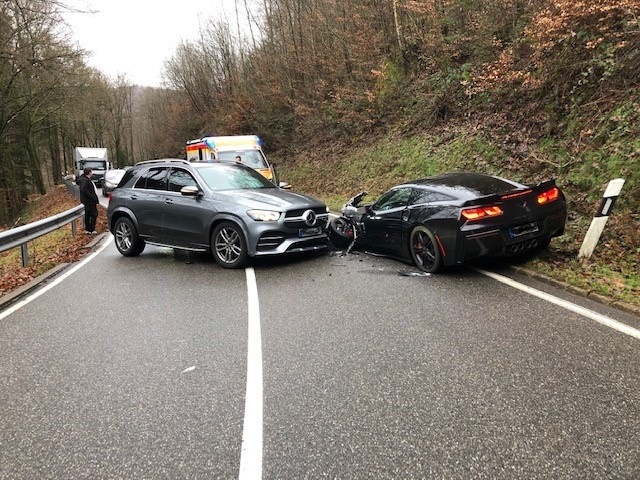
[537,187,560,204]
[461,205,503,221]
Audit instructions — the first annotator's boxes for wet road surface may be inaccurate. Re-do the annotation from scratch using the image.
[1,242,638,478]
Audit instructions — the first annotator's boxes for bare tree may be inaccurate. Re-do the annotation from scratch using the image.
[0,0,84,221]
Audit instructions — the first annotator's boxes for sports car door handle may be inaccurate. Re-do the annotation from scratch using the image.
[165,199,173,205]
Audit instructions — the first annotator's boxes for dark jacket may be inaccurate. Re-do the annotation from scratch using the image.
[77,174,99,205]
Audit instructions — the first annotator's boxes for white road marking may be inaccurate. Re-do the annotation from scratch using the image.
[330,211,638,338]
[3,237,267,475]
[475,267,640,340]
[0,236,113,321]
[239,267,263,479]
[5,231,634,480]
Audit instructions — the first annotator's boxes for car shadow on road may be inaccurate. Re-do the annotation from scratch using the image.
[167,246,545,279]
[467,248,543,274]
[168,248,328,270]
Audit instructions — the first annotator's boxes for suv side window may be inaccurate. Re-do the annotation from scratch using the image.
[119,168,136,187]
[168,168,198,192]
[135,167,168,190]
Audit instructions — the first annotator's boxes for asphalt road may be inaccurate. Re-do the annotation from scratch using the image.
[0,238,638,479]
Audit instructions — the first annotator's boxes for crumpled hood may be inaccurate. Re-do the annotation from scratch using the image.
[217,188,325,211]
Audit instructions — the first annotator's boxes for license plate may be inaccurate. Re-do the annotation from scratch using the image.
[299,226,322,238]
[509,222,539,238]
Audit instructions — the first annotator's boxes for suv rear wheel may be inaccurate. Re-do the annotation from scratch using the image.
[211,221,247,268]
[114,217,145,257]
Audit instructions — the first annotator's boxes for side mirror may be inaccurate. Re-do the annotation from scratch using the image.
[279,181,292,190]
[181,186,202,197]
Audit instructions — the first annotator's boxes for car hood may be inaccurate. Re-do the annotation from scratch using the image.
[218,189,325,211]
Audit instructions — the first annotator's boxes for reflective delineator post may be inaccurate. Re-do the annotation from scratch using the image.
[578,178,625,260]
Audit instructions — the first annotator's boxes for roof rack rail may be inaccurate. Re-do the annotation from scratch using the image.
[135,158,190,166]
[189,158,242,165]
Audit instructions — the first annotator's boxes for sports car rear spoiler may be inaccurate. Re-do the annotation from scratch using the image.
[461,179,558,207]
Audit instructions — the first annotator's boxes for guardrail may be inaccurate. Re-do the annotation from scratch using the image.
[63,176,80,200]
[0,180,84,267]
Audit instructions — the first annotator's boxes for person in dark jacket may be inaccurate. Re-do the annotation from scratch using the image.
[77,167,99,234]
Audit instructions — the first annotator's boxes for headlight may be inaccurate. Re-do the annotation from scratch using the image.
[247,209,281,222]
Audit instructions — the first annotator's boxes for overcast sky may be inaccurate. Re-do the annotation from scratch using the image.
[61,0,250,87]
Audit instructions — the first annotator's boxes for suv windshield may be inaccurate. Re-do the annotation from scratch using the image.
[197,164,275,191]
[218,150,268,169]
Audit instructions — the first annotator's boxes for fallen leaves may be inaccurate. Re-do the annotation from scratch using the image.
[0,186,107,296]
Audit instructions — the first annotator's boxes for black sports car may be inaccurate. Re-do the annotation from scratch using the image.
[328,172,567,273]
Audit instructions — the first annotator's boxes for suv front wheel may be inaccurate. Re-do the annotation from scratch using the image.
[114,217,146,257]
[211,221,247,268]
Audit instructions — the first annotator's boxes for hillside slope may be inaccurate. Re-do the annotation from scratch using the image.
[270,1,639,309]
[275,122,638,310]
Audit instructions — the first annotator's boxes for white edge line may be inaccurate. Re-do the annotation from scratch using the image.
[474,267,640,340]
[0,236,113,321]
[239,267,263,479]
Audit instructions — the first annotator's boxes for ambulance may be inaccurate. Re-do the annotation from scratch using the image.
[185,135,278,184]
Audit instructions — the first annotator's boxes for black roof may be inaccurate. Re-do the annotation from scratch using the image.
[400,172,525,200]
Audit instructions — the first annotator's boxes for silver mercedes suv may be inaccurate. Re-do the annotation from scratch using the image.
[106,159,329,268]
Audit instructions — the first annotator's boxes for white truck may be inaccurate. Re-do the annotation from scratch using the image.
[74,147,109,186]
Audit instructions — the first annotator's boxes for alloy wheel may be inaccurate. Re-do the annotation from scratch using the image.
[115,220,133,252]
[212,222,247,268]
[410,226,441,273]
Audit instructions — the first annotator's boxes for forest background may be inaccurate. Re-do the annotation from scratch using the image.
[0,0,638,308]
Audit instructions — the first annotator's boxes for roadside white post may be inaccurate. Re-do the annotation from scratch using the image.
[578,178,625,259]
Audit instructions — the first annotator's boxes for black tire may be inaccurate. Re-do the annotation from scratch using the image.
[328,217,354,249]
[113,217,145,257]
[211,221,248,268]
[409,226,442,273]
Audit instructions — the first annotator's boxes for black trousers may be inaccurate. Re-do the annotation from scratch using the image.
[83,203,98,232]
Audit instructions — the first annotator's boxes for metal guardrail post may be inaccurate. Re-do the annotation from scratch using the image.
[21,244,29,268]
